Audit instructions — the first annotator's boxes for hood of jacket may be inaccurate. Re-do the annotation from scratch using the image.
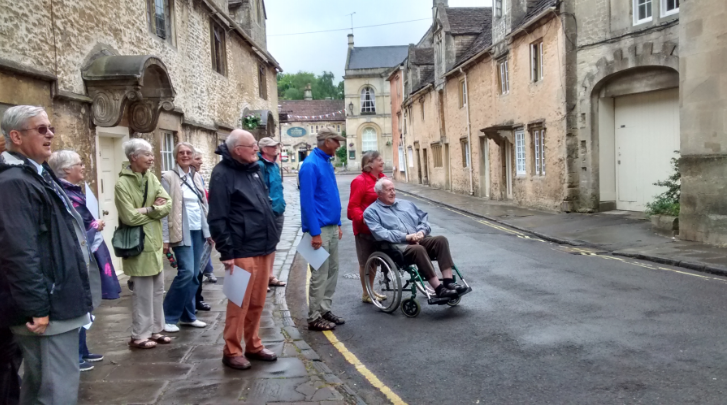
[216,143,261,173]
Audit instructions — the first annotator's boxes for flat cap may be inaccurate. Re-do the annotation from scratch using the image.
[316,127,346,142]
[258,137,280,148]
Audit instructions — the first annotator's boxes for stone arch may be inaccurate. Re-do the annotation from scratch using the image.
[578,41,679,211]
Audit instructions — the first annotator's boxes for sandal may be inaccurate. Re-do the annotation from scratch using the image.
[308,318,335,331]
[322,311,345,325]
[268,277,286,287]
[128,338,157,349]
[151,334,172,344]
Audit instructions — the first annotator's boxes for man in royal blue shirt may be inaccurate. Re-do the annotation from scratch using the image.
[298,128,346,331]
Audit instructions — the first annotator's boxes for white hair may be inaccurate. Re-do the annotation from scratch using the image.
[123,138,153,160]
[48,150,81,179]
[173,142,196,160]
[374,178,393,194]
[225,131,242,151]
[1,105,47,144]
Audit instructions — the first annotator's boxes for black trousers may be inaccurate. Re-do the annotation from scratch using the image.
[403,236,454,280]
[0,328,23,405]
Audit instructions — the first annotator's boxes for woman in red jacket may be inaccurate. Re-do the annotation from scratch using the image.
[347,151,387,303]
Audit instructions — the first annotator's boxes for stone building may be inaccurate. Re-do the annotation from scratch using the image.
[678,0,727,246]
[278,98,345,171]
[344,34,408,171]
[0,0,280,271]
[574,0,681,214]
[387,64,407,181]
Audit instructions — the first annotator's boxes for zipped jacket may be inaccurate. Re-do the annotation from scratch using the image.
[208,144,279,260]
[256,152,286,216]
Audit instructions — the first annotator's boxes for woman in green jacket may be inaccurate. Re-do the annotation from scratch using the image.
[115,139,173,349]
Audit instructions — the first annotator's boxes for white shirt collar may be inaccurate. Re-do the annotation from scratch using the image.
[176,164,191,178]
[28,159,43,175]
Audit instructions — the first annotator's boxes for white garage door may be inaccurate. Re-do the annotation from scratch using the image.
[615,88,680,211]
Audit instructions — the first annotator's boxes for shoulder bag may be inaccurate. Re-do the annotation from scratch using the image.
[112,180,149,258]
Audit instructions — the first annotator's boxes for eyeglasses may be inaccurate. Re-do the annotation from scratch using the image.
[235,143,257,149]
[20,125,55,135]
[71,162,85,167]
[178,150,194,156]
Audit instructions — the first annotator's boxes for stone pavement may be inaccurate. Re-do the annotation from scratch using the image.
[79,177,364,404]
[394,180,727,275]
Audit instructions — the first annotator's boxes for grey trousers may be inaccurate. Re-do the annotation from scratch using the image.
[275,214,285,241]
[131,272,165,340]
[14,328,79,405]
[307,225,340,323]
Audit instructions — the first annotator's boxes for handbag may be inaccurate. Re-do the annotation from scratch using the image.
[112,180,149,258]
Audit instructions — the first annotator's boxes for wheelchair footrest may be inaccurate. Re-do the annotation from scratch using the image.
[458,287,473,297]
[427,297,454,305]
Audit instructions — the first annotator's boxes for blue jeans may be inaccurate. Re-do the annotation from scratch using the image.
[78,328,89,362]
[163,230,204,324]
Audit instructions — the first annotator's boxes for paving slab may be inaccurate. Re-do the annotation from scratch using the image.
[78,178,363,404]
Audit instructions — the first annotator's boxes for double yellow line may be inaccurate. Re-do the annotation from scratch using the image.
[306,265,408,405]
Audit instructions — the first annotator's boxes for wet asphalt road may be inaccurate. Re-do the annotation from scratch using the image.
[287,174,727,405]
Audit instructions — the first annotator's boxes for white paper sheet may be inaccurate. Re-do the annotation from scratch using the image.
[296,233,330,271]
[223,265,251,307]
[85,182,100,220]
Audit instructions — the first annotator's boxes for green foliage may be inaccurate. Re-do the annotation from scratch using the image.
[645,151,681,217]
[277,71,344,100]
[335,130,347,166]
[241,114,261,130]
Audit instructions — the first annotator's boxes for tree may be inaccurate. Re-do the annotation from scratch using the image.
[335,130,347,166]
[277,71,344,100]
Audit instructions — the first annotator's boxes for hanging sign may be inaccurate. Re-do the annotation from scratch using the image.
[287,127,307,137]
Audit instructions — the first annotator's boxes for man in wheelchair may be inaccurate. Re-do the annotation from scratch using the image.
[363,178,468,300]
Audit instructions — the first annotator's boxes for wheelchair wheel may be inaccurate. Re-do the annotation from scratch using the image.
[401,298,421,318]
[364,252,402,313]
[447,296,461,307]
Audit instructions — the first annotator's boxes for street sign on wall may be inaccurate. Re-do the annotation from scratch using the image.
[287,127,307,137]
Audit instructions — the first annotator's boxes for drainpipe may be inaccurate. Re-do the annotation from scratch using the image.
[460,67,474,196]
[401,68,410,183]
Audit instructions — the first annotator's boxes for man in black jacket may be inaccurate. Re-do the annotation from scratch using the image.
[0,105,93,404]
[208,129,280,370]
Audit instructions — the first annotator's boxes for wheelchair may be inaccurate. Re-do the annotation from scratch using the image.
[363,242,472,318]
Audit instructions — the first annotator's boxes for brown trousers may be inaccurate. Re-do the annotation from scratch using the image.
[223,253,274,358]
[403,236,454,280]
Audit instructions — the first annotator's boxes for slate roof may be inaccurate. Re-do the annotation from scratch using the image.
[411,68,435,95]
[516,0,558,28]
[446,7,491,35]
[279,100,345,123]
[347,46,410,70]
[412,48,434,65]
[452,9,493,69]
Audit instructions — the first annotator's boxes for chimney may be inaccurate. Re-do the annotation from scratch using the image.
[433,0,448,19]
[347,33,354,49]
[304,84,312,100]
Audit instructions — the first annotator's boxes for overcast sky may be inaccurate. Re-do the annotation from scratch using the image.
[266,0,491,80]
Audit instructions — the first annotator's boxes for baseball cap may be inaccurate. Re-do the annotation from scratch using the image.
[316,127,346,142]
[258,137,280,148]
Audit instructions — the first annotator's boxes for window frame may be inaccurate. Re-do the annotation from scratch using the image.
[210,19,227,76]
[407,146,414,168]
[661,0,679,17]
[459,79,467,108]
[515,130,526,176]
[495,0,503,18]
[147,0,175,45]
[530,41,544,83]
[532,128,546,176]
[633,0,653,25]
[362,127,378,152]
[360,87,376,114]
[160,131,176,172]
[431,143,443,168]
[498,59,510,95]
[460,140,470,168]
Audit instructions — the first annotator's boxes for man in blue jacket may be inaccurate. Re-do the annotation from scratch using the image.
[299,128,346,331]
[257,137,287,289]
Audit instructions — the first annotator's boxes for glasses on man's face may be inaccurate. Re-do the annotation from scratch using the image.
[21,125,55,135]
[235,143,257,149]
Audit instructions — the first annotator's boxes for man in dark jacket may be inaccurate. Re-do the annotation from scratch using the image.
[0,105,93,404]
[208,129,280,370]
[256,137,287,289]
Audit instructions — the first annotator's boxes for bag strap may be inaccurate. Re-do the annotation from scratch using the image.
[174,170,204,204]
[141,178,149,207]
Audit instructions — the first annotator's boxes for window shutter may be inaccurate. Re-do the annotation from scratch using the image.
[539,43,544,79]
